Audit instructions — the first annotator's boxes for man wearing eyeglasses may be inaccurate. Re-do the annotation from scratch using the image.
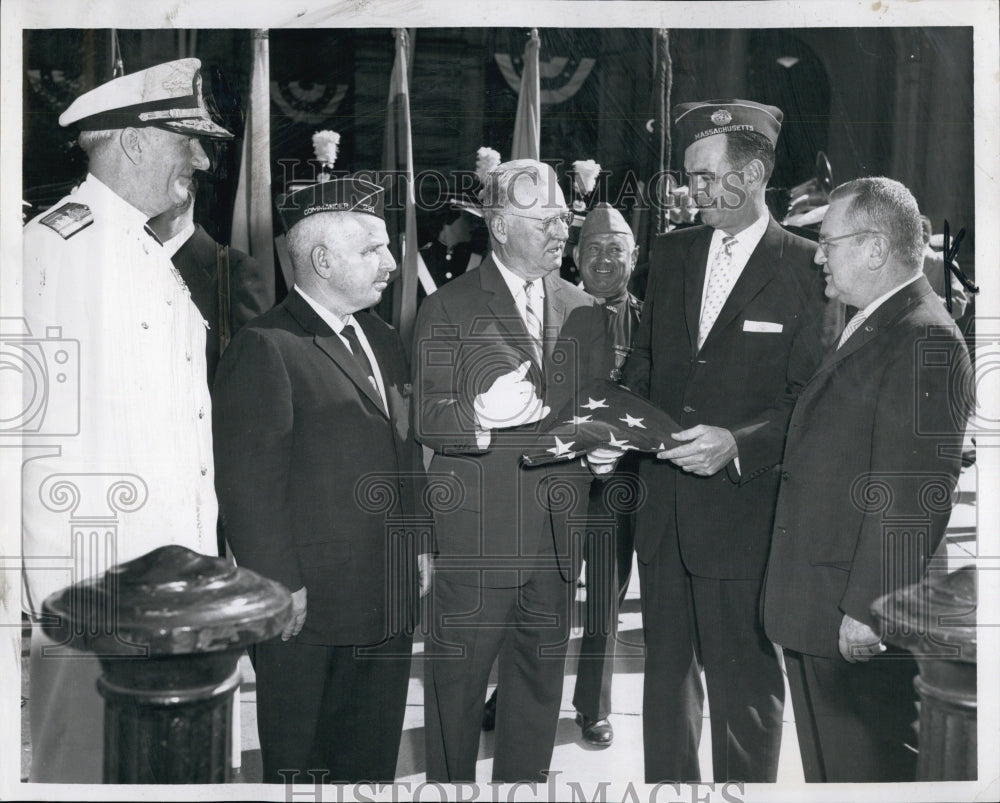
[623,99,831,783]
[761,177,972,781]
[412,158,613,782]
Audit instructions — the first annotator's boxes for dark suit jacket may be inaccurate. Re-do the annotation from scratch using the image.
[213,290,426,645]
[623,219,829,580]
[412,256,612,585]
[762,276,972,658]
[172,224,274,386]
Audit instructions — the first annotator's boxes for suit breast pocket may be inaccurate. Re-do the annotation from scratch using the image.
[741,329,789,371]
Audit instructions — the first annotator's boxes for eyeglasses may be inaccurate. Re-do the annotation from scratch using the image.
[817,229,882,254]
[505,210,574,233]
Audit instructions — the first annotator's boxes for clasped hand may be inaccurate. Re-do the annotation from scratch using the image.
[839,614,886,663]
[474,361,550,430]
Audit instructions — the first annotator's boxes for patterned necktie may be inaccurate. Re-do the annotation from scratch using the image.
[341,323,383,404]
[523,280,544,365]
[837,310,869,350]
[697,234,738,350]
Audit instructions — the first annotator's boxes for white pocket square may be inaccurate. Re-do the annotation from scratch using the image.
[743,320,783,333]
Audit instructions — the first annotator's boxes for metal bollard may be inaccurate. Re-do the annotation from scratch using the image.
[42,544,291,783]
[871,564,977,781]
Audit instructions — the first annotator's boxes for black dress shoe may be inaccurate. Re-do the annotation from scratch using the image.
[482,688,498,731]
[576,712,614,746]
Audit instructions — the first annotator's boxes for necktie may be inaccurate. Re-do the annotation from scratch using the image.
[341,323,382,403]
[837,310,869,350]
[697,235,738,350]
[523,280,544,365]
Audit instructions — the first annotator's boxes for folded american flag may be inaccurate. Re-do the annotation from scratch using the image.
[522,380,682,466]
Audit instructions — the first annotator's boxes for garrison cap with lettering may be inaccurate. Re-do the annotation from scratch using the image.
[59,58,233,139]
[579,203,633,241]
[673,99,783,150]
[276,176,385,233]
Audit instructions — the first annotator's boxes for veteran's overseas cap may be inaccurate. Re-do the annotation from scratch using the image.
[59,58,233,139]
[277,176,386,233]
[580,203,633,241]
[673,99,783,149]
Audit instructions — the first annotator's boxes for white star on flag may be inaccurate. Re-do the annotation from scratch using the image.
[608,434,630,449]
[564,415,593,425]
[581,398,609,410]
[547,436,576,457]
[620,413,646,429]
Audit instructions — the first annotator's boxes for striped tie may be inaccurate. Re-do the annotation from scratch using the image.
[697,235,738,350]
[523,280,544,365]
[837,310,869,350]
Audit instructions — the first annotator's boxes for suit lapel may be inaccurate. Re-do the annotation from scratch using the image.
[684,228,713,353]
[542,273,568,366]
[285,291,389,418]
[480,257,544,370]
[356,313,402,422]
[700,219,783,352]
[812,277,935,377]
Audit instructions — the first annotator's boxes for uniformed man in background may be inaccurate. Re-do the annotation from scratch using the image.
[569,203,642,747]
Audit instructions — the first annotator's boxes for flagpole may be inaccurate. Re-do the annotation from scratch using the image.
[383,29,419,356]
[656,29,672,235]
[511,29,541,161]
[231,30,277,288]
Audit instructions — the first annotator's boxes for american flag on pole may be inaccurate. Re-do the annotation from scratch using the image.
[522,380,682,466]
[510,29,541,161]
[231,29,275,279]
[383,28,419,357]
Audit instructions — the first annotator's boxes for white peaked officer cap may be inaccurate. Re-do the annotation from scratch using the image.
[59,58,233,139]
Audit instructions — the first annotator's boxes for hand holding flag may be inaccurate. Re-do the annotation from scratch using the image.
[658,424,738,476]
[521,380,683,466]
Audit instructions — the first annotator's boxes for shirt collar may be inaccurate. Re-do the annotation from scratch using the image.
[493,255,546,300]
[295,286,356,335]
[712,212,770,258]
[76,173,154,234]
[857,274,922,320]
[160,220,197,258]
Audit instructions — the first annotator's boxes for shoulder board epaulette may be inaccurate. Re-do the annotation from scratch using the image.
[38,202,93,239]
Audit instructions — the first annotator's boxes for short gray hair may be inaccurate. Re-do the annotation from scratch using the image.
[829,177,925,270]
[286,210,359,274]
[479,159,558,225]
[76,129,119,158]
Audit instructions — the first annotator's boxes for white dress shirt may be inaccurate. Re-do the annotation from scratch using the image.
[698,212,770,323]
[159,219,197,258]
[493,255,546,333]
[295,286,388,410]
